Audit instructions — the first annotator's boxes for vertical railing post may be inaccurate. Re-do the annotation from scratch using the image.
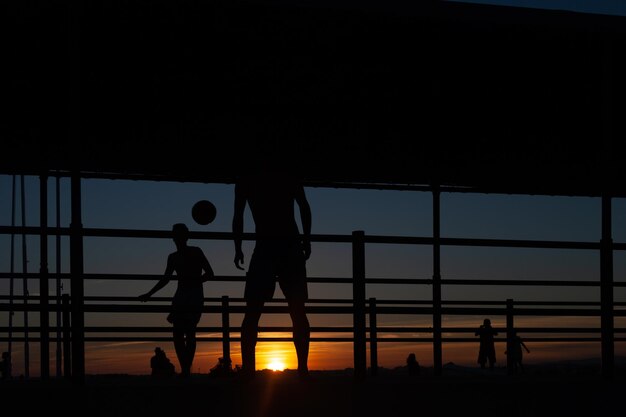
[20,175,30,379]
[39,173,50,379]
[601,194,614,379]
[55,175,63,378]
[369,297,378,377]
[352,231,366,380]
[600,31,615,381]
[8,175,16,372]
[221,296,231,366]
[432,185,442,376]
[62,294,71,379]
[69,0,84,384]
[506,299,514,375]
[70,173,85,383]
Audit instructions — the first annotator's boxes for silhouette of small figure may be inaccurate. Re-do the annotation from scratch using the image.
[406,353,420,376]
[209,357,233,377]
[475,318,498,369]
[1,352,11,380]
[151,347,175,378]
[505,330,530,374]
[140,223,214,377]
[233,166,312,380]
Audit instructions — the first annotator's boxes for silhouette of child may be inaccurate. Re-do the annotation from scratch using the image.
[406,353,420,376]
[140,223,214,377]
[505,330,530,374]
[475,318,498,369]
[151,347,175,378]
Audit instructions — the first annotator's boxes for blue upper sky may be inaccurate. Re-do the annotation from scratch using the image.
[450,0,626,16]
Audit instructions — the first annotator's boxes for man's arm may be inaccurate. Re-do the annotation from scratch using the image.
[199,249,215,282]
[295,184,312,260]
[232,182,246,270]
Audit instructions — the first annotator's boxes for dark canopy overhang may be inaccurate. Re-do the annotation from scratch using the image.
[4,1,626,196]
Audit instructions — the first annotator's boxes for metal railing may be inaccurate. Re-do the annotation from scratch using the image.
[1,223,624,380]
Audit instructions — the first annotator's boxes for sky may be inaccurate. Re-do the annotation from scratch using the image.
[2,175,626,376]
[449,0,626,16]
[2,0,626,377]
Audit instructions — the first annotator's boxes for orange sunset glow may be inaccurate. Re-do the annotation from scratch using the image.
[7,324,625,378]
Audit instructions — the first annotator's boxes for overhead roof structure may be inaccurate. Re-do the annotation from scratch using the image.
[4,0,626,196]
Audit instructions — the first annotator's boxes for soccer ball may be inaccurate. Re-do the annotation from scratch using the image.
[191,200,217,225]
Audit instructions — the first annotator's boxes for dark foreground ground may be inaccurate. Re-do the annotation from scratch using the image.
[3,368,626,417]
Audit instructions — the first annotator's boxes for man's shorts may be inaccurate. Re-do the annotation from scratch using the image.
[245,242,308,302]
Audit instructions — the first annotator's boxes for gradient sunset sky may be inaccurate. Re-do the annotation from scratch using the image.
[2,175,626,375]
[2,0,626,376]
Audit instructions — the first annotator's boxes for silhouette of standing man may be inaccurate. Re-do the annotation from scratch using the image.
[233,167,312,379]
[476,318,498,369]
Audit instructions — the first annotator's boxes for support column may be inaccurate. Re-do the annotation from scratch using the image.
[601,194,614,379]
[432,185,442,376]
[506,299,514,375]
[221,296,231,366]
[8,175,16,373]
[352,231,367,380]
[55,176,62,378]
[39,174,50,379]
[600,34,614,380]
[21,175,30,379]
[68,0,84,383]
[70,174,85,383]
[369,298,378,377]
[62,294,71,379]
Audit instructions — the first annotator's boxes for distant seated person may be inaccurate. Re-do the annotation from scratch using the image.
[209,357,233,377]
[406,353,420,376]
[1,351,11,380]
[151,347,175,378]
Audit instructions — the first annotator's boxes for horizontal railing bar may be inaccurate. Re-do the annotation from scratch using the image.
[0,295,626,307]
[2,337,624,343]
[439,237,599,250]
[0,304,341,313]
[0,226,617,251]
[2,303,622,316]
[0,227,357,242]
[2,273,623,288]
[4,295,622,307]
[441,279,607,287]
[3,326,625,334]
[440,327,626,333]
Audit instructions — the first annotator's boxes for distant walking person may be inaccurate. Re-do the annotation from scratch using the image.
[140,223,214,377]
[232,167,312,380]
[1,351,11,380]
[475,318,498,369]
[505,330,530,374]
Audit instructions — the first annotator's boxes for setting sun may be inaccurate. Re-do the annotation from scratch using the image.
[256,341,298,371]
[267,360,286,372]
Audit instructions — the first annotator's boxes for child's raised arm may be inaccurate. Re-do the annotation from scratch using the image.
[139,254,174,301]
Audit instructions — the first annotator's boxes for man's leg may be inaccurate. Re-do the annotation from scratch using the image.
[241,300,264,375]
[185,327,197,374]
[173,326,188,376]
[287,299,310,375]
